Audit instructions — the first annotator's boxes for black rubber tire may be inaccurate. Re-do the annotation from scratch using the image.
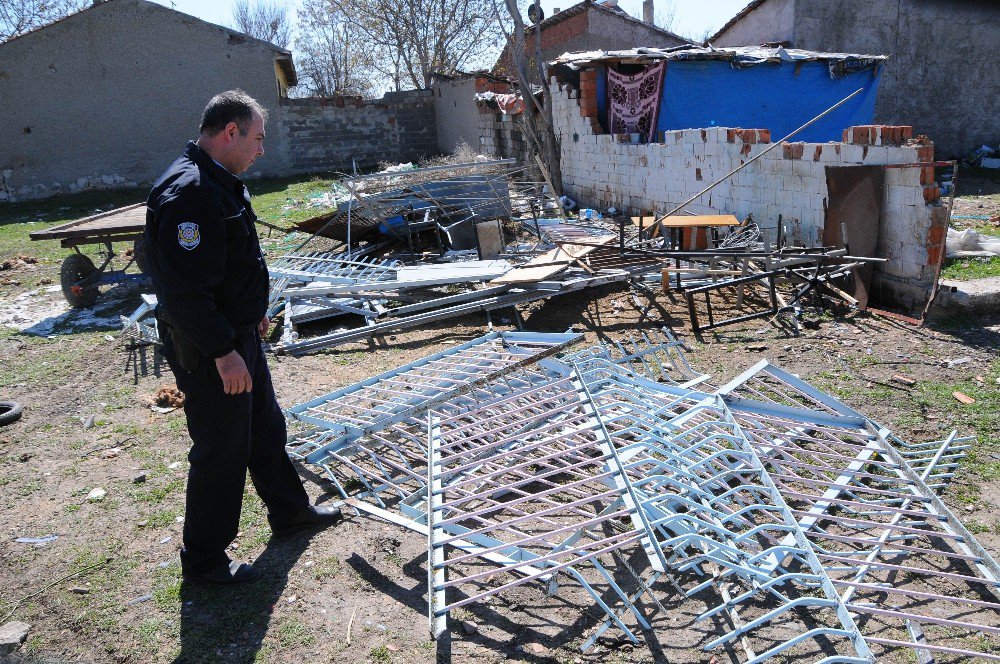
[132,237,150,274]
[60,253,99,308]
[0,401,22,426]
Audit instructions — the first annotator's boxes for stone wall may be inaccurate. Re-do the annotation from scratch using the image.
[550,78,948,311]
[277,90,438,174]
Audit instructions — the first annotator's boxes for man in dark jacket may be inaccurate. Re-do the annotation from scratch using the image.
[145,90,341,585]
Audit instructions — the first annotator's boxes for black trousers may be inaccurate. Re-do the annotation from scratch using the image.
[162,329,309,574]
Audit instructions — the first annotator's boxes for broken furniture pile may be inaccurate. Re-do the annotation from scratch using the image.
[121,159,666,352]
[283,328,998,661]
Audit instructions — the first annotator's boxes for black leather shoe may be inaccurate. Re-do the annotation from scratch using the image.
[269,504,344,538]
[182,560,260,585]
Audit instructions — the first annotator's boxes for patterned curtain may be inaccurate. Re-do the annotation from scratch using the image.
[607,62,666,143]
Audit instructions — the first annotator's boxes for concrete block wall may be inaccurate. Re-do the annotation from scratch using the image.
[549,78,947,311]
[277,89,437,174]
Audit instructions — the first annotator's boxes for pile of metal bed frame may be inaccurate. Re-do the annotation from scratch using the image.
[284,328,996,661]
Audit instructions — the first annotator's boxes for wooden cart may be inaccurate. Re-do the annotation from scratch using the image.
[28,203,149,307]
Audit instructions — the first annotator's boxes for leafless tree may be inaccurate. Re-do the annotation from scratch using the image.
[331,0,502,90]
[232,0,291,48]
[0,0,86,42]
[497,0,562,194]
[295,0,375,97]
[655,0,677,32]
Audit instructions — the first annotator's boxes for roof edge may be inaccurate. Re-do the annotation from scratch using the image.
[708,0,769,44]
[1,0,293,56]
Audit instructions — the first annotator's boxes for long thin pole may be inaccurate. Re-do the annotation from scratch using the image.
[656,87,865,222]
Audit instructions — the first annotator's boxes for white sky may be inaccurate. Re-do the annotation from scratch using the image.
[146,0,750,64]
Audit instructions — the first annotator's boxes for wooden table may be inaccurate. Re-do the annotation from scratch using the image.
[656,214,741,250]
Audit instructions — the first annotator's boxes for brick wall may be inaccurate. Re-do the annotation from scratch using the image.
[277,90,438,174]
[539,11,589,50]
[549,78,947,312]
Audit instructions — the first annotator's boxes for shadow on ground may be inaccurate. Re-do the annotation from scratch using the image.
[172,536,311,663]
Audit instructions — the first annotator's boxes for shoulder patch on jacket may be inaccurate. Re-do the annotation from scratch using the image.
[177,222,200,250]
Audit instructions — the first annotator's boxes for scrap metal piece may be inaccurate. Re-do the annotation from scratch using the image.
[285,331,581,465]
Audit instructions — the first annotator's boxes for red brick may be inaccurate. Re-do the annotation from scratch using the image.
[923,185,939,203]
[589,117,603,135]
[842,129,849,142]
[920,167,935,185]
[580,69,597,83]
[916,145,934,162]
[701,129,707,142]
[727,129,736,143]
[695,168,702,181]
[851,126,871,145]
[783,143,805,159]
[757,129,771,143]
[813,145,823,161]
[900,126,913,140]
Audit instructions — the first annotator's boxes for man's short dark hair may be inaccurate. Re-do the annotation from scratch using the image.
[199,90,268,136]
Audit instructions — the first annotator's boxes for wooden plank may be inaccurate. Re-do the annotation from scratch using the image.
[491,236,616,284]
[29,203,146,241]
[658,214,741,229]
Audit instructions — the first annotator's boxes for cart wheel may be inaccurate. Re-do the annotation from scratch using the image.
[60,253,99,308]
[132,237,150,274]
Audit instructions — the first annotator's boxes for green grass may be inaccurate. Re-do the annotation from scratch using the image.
[274,618,315,648]
[369,645,392,663]
[247,175,341,230]
[940,256,1000,281]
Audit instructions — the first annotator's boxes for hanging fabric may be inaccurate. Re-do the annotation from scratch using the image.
[607,62,666,142]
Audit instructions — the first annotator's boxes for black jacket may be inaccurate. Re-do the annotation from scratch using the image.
[145,141,269,359]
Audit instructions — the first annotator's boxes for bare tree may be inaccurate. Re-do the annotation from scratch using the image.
[232,0,291,48]
[295,0,375,97]
[655,0,677,33]
[332,0,502,90]
[0,0,86,42]
[497,0,562,194]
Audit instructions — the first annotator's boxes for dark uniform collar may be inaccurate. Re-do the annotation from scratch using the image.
[184,141,245,193]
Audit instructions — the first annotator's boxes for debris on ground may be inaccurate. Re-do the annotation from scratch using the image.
[152,385,184,409]
[283,327,986,660]
[0,621,31,657]
[14,535,58,546]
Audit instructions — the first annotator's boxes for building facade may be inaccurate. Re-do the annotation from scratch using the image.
[0,0,437,201]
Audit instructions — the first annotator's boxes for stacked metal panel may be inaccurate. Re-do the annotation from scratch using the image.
[285,330,996,661]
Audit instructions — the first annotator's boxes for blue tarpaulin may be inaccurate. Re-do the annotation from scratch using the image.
[655,59,880,142]
[593,57,881,143]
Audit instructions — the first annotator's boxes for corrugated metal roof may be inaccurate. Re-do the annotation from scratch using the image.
[550,45,888,69]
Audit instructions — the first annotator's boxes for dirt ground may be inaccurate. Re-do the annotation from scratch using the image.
[0,256,998,664]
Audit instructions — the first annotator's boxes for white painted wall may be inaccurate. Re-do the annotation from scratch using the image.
[547,79,946,310]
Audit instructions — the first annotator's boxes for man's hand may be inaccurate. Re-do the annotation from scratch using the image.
[257,315,270,338]
[215,350,252,394]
